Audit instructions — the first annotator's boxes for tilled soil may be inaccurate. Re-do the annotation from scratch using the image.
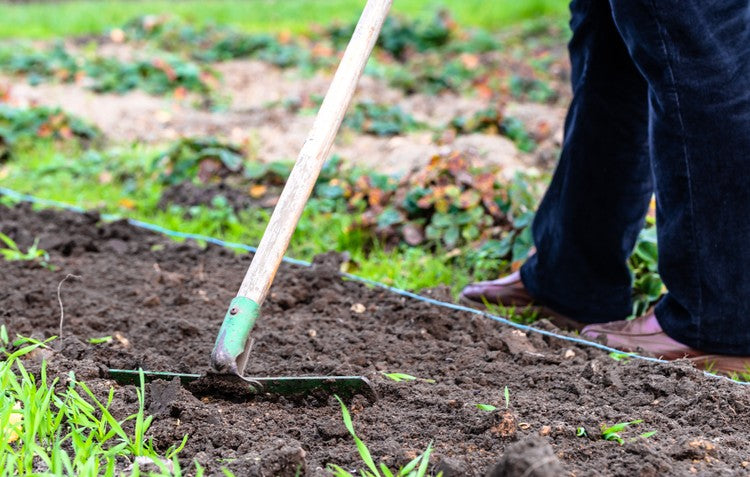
[2,203,750,476]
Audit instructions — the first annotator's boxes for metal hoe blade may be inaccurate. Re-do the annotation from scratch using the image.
[108,369,377,401]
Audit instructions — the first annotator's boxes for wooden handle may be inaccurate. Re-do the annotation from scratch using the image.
[237,0,392,304]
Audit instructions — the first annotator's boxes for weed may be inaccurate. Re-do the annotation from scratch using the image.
[608,352,632,362]
[0,336,190,474]
[575,427,587,438]
[0,231,52,269]
[88,336,113,345]
[600,420,655,445]
[728,365,750,383]
[327,396,441,477]
[474,386,510,413]
[381,372,435,384]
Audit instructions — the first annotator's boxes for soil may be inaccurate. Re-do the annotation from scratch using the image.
[157,182,270,212]
[3,202,750,476]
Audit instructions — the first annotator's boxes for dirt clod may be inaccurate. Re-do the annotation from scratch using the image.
[485,438,562,477]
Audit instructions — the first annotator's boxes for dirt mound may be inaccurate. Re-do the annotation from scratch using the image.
[2,202,749,476]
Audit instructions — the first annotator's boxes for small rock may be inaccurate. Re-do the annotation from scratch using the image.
[491,411,517,438]
[350,303,366,313]
[113,332,130,348]
[499,330,536,356]
[142,295,161,307]
[673,438,718,460]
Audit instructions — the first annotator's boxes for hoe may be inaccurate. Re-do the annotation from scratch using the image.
[109,0,392,401]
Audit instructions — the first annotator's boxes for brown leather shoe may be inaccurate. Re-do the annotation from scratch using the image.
[460,271,586,331]
[581,311,750,375]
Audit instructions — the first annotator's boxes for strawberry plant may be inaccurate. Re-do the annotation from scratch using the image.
[629,226,663,317]
[450,107,537,152]
[326,10,455,61]
[0,43,80,85]
[343,101,424,136]
[120,15,326,71]
[0,104,99,160]
[508,74,557,103]
[85,55,216,97]
[384,54,479,95]
[151,137,245,185]
[371,152,539,251]
[0,44,217,101]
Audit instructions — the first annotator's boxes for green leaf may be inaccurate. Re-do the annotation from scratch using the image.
[475,403,497,412]
[0,231,19,251]
[603,420,642,434]
[416,442,433,477]
[443,226,460,247]
[379,463,394,477]
[335,395,381,477]
[381,372,417,383]
[87,336,113,345]
[377,208,403,228]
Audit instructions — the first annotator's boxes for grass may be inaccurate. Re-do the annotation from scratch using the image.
[328,396,439,477]
[0,0,569,40]
[599,420,655,446]
[0,231,52,269]
[0,332,197,475]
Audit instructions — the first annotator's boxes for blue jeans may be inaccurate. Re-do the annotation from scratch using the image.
[520,0,750,354]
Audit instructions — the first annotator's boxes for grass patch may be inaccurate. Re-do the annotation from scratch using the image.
[0,0,569,40]
[0,333,194,475]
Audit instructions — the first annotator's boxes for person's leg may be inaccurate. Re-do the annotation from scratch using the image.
[602,1,750,355]
[518,0,652,323]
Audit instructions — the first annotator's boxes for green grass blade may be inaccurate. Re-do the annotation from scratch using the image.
[335,395,381,477]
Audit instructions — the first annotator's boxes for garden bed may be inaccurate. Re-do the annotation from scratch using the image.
[2,202,750,476]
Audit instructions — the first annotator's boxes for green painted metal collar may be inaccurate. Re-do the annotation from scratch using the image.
[210,296,259,374]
